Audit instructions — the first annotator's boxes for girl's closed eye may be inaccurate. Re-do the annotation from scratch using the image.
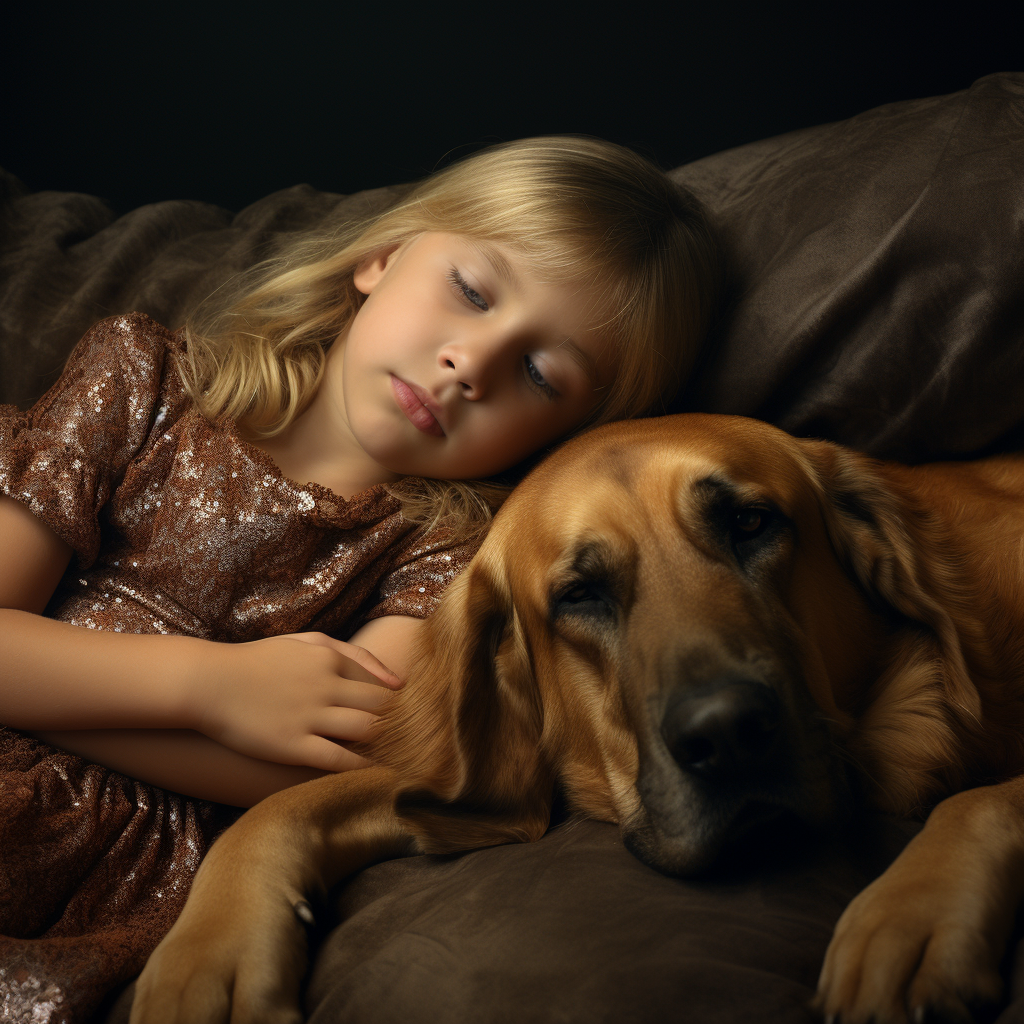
[525,356,557,400]
[447,268,488,312]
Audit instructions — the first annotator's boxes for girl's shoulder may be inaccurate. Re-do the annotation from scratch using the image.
[19,311,191,432]
[58,312,185,390]
[0,313,192,567]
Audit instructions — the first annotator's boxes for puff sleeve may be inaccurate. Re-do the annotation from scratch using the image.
[0,313,179,568]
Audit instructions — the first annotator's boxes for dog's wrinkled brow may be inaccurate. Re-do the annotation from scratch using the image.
[569,541,615,579]
[545,540,610,586]
[690,473,770,512]
[550,538,633,594]
[689,474,743,514]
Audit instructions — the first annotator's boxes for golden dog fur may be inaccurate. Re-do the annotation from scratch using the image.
[131,413,1024,1024]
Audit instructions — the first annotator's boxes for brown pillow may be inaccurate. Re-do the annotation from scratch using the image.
[671,71,1024,462]
[0,179,399,410]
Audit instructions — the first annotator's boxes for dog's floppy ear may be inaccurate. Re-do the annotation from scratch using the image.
[799,439,981,726]
[365,547,551,854]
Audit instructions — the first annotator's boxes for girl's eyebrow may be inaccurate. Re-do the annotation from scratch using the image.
[559,338,600,387]
[469,242,521,291]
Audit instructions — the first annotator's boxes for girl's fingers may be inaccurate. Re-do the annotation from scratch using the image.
[330,678,395,714]
[278,632,403,688]
[302,736,372,773]
[339,643,403,689]
[326,637,402,688]
[311,706,379,744]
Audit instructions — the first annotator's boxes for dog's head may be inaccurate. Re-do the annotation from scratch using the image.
[374,414,976,875]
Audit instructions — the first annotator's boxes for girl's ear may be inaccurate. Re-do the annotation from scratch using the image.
[353,243,405,296]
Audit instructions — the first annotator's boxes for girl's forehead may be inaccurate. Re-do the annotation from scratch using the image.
[461,238,523,289]
[449,233,609,290]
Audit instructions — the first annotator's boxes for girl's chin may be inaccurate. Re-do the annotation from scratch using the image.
[354,444,437,482]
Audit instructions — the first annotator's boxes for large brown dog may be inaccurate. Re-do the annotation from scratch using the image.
[131,414,1024,1024]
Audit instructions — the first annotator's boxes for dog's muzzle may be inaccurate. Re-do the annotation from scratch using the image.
[662,679,783,782]
[621,667,845,876]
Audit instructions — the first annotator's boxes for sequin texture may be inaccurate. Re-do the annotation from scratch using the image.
[0,314,482,1022]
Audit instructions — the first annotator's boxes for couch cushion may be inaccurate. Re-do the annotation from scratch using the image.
[102,816,923,1024]
[671,71,1024,462]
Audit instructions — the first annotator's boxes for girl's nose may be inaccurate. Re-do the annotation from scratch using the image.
[439,336,506,400]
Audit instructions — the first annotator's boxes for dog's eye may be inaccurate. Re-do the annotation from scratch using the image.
[734,507,767,536]
[730,506,783,558]
[552,581,614,619]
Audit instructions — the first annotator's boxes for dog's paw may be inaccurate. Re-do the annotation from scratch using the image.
[129,896,309,1024]
[814,868,1005,1024]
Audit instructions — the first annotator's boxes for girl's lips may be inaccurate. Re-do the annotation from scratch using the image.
[390,375,445,437]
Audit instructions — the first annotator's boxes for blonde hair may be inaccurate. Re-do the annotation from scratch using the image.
[181,136,719,534]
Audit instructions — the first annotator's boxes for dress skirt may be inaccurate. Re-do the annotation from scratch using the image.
[0,726,240,1023]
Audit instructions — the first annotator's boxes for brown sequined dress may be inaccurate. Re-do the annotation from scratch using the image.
[0,313,480,1023]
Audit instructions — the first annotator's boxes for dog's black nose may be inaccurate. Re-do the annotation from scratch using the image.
[663,681,781,781]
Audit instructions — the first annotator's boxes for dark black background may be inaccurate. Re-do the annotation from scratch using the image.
[3,2,1019,216]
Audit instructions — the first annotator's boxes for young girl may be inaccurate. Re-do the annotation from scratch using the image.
[0,136,718,1021]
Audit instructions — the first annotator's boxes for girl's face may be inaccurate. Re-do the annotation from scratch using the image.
[331,232,615,481]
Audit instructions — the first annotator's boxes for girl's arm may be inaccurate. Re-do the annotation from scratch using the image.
[35,617,425,807]
[33,728,330,807]
[0,495,425,805]
[0,494,200,728]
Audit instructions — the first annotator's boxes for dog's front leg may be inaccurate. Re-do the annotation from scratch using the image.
[130,767,411,1024]
[816,777,1024,1024]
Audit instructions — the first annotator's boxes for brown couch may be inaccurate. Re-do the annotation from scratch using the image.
[2,71,1022,1024]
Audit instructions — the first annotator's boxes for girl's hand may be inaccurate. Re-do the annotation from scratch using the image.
[194,632,403,773]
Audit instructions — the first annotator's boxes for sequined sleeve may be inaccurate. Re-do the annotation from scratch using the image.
[0,313,180,568]
[366,525,484,621]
